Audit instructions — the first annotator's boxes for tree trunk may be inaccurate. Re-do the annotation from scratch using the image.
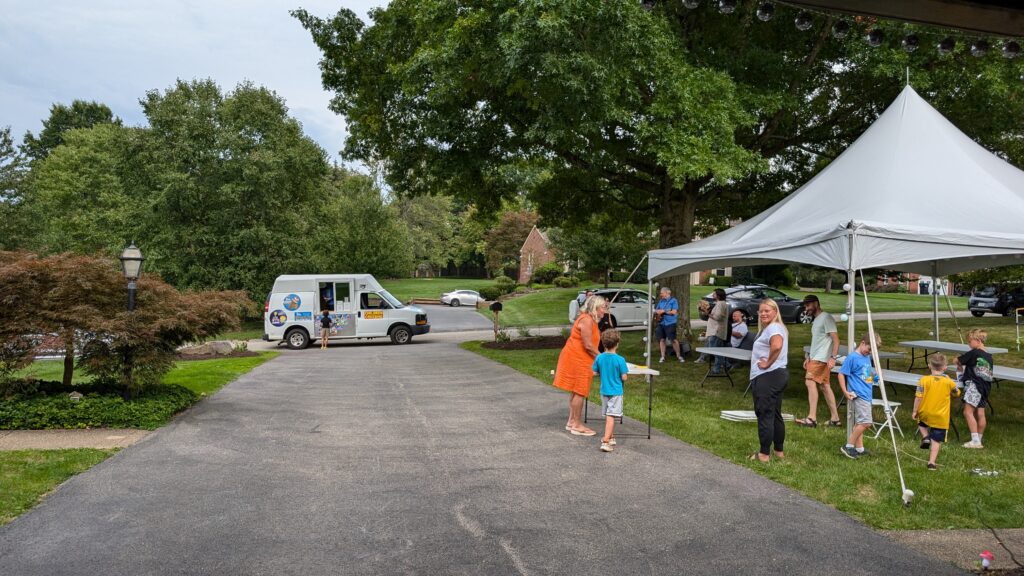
[657,180,699,339]
[61,330,74,387]
[825,275,832,294]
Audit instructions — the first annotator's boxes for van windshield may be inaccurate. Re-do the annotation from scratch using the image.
[379,290,404,309]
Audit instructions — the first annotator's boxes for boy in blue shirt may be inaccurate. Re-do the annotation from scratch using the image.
[838,332,880,459]
[592,329,629,453]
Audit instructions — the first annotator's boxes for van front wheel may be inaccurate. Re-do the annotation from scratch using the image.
[285,328,310,350]
[390,325,412,345]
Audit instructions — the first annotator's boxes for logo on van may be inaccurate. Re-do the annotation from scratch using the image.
[294,311,312,321]
[364,311,384,320]
[283,294,302,311]
[269,310,288,326]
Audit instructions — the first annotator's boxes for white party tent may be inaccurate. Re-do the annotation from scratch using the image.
[648,85,1024,339]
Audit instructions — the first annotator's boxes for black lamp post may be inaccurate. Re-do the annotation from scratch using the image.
[119,243,145,311]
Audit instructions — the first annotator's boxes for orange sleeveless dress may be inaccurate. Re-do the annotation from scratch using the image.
[553,314,600,396]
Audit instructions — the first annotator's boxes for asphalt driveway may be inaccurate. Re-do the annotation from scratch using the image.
[0,340,963,575]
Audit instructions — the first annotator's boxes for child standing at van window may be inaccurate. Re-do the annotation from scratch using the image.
[320,311,333,350]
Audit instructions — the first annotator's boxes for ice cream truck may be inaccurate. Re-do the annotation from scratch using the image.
[263,274,430,349]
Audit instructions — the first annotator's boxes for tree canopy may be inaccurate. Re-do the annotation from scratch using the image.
[22,100,120,162]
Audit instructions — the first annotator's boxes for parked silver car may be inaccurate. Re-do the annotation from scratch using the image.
[568,288,650,326]
[441,289,482,307]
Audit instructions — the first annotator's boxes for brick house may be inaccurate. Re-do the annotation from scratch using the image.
[518,226,557,284]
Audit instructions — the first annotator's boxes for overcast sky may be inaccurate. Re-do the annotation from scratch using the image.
[1,1,389,164]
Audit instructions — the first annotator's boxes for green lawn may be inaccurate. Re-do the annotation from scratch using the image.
[381,277,496,303]
[16,352,278,396]
[215,319,264,341]
[0,449,115,526]
[462,315,1024,530]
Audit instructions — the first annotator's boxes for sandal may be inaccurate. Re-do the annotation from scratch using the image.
[826,419,842,427]
[795,417,817,428]
[748,452,769,463]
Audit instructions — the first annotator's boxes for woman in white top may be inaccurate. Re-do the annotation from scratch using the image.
[749,298,789,463]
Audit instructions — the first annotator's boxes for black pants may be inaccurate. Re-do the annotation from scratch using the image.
[752,368,788,455]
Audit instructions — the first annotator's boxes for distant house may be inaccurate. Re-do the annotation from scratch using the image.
[519,226,557,284]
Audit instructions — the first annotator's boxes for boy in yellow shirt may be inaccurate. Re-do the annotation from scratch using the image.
[912,353,961,470]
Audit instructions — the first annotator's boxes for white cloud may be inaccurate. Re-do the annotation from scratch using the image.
[0,0,388,164]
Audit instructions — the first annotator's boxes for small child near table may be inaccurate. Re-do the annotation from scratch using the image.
[592,329,628,453]
[912,354,960,470]
[838,332,880,460]
[958,328,994,449]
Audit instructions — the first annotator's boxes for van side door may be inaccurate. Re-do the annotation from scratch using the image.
[357,291,392,337]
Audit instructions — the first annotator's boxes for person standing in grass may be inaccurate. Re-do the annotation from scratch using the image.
[838,332,880,459]
[795,295,841,428]
[748,299,789,463]
[705,288,730,375]
[912,353,960,470]
[654,287,683,363]
[592,329,628,453]
[958,328,994,449]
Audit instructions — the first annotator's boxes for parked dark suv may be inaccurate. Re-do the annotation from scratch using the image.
[700,285,811,325]
[969,285,1024,317]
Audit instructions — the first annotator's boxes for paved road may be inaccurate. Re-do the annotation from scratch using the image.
[419,303,493,333]
[0,340,963,575]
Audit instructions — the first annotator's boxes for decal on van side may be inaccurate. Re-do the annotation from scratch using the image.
[364,311,384,320]
[283,294,302,311]
[332,313,352,326]
[269,310,288,326]
[294,311,312,321]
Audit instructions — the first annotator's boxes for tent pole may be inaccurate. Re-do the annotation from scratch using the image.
[932,261,940,340]
[846,268,856,438]
[647,279,654,368]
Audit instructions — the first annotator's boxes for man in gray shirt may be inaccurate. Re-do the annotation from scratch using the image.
[795,295,841,427]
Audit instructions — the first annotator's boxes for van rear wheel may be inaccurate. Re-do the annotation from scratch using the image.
[390,325,412,345]
[285,328,310,350]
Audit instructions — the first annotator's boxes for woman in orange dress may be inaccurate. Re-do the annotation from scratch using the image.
[554,295,609,436]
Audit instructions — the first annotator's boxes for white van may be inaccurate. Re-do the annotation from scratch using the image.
[263,274,429,349]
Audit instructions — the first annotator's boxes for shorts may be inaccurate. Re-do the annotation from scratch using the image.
[804,360,831,386]
[655,323,677,341]
[963,381,990,408]
[917,423,947,443]
[602,395,623,418]
[851,397,872,426]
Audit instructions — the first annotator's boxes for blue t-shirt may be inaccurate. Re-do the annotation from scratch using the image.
[839,350,877,400]
[656,297,679,326]
[592,352,628,396]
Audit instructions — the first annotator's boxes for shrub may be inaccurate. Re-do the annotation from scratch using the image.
[532,262,564,284]
[494,275,516,294]
[515,325,533,338]
[495,329,512,343]
[479,286,503,301]
[706,275,734,286]
[0,381,198,430]
[514,285,530,294]
[553,275,578,288]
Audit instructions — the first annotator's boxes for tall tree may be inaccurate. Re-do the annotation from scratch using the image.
[0,127,28,250]
[22,124,144,255]
[396,194,455,276]
[483,210,538,278]
[312,168,414,277]
[295,0,1024,332]
[139,79,329,299]
[22,100,120,161]
[550,216,655,287]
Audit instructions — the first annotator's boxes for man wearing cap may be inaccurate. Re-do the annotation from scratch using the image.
[795,294,842,427]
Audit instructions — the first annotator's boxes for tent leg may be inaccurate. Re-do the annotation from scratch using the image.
[932,261,940,340]
[846,269,856,439]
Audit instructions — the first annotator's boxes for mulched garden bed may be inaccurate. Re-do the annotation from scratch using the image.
[482,336,566,350]
[174,351,262,361]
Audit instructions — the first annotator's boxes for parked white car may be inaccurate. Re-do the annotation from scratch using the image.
[441,289,482,307]
[568,288,650,326]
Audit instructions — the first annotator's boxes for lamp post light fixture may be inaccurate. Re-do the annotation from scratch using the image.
[119,242,145,312]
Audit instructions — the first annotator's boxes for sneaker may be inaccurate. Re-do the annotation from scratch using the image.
[608,438,617,446]
[600,442,614,452]
[840,446,859,459]
[919,439,932,450]
[679,357,685,363]
[963,441,984,449]
[857,448,869,457]
[695,358,706,364]
[927,463,937,470]
[659,357,665,363]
